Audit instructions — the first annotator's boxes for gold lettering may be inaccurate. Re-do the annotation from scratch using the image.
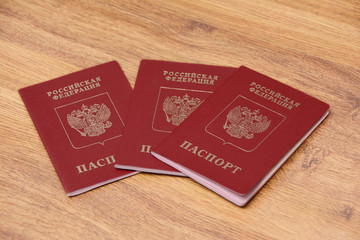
[97,159,106,167]
[249,82,301,110]
[204,153,217,162]
[222,162,233,170]
[188,146,198,154]
[232,166,242,174]
[178,140,242,174]
[197,149,208,157]
[162,70,217,85]
[140,145,151,153]
[282,102,289,108]
[214,158,225,166]
[179,140,192,150]
[76,164,87,173]
[48,76,102,101]
[88,162,98,170]
[105,155,116,164]
[76,155,116,174]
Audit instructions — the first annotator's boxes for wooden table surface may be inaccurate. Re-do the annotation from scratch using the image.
[1,1,359,239]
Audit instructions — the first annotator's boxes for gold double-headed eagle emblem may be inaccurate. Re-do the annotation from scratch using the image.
[224,105,271,139]
[162,94,202,126]
[67,103,112,137]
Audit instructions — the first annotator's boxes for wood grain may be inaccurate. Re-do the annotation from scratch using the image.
[0,0,359,239]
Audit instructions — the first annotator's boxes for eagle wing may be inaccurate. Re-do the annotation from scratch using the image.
[248,120,271,133]
[67,114,87,130]
[95,104,111,123]
[188,99,203,115]
[227,106,243,125]
[163,97,177,115]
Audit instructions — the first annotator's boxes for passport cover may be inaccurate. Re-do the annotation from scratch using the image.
[19,61,137,196]
[152,66,330,206]
[114,60,237,175]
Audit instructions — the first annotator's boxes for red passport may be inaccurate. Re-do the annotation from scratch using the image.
[19,61,137,196]
[114,60,237,175]
[152,66,329,206]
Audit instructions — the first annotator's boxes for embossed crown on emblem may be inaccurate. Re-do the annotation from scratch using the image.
[162,94,202,126]
[67,103,112,137]
[224,105,271,139]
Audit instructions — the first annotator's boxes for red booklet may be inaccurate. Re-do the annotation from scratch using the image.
[114,60,237,175]
[19,61,137,196]
[152,66,330,206]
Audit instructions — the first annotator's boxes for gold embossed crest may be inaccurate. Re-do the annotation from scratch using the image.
[162,94,202,126]
[206,95,285,152]
[67,103,112,137]
[224,105,271,139]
